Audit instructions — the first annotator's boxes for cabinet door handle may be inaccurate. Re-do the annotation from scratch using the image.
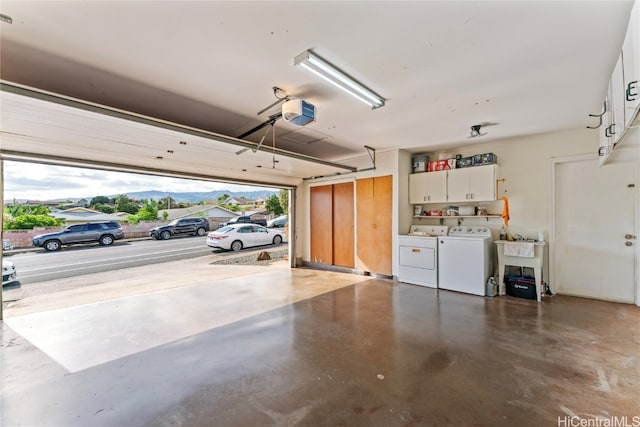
[427,195,431,201]
[423,196,426,202]
[605,125,616,138]
[470,193,475,200]
[627,81,638,102]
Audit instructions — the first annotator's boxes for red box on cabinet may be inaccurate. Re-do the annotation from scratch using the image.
[428,160,450,172]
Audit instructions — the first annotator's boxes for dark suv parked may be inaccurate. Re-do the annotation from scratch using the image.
[149,217,210,240]
[219,215,267,228]
[32,221,124,251]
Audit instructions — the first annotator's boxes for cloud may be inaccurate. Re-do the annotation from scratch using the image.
[3,161,274,201]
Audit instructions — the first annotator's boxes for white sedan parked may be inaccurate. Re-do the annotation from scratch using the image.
[207,224,285,252]
[2,259,17,286]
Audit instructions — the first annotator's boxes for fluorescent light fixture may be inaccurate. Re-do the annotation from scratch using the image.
[294,50,385,109]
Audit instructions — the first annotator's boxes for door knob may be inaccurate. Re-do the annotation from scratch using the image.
[624,234,636,240]
[625,241,633,247]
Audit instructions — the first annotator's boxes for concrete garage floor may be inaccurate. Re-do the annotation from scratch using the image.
[1,261,639,426]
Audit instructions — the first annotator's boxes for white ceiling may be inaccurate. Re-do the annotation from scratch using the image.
[0,1,634,183]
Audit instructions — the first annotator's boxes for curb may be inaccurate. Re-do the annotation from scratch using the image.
[2,236,154,255]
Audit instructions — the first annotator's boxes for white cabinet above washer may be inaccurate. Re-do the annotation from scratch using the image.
[448,164,498,202]
[409,170,447,203]
[409,164,499,204]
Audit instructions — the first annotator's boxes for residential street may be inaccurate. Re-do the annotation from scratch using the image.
[4,236,287,285]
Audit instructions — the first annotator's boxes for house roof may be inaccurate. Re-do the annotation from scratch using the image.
[158,204,237,221]
[51,209,124,223]
[56,207,97,213]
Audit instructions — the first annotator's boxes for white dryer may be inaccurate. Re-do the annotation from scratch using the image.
[438,226,494,296]
[398,225,448,288]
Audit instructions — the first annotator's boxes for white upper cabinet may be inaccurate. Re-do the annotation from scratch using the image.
[598,95,612,155]
[469,165,499,201]
[446,168,471,201]
[622,0,639,127]
[409,170,447,204]
[610,55,626,143]
[409,164,499,204]
[409,173,427,204]
[598,2,638,162]
[448,165,498,202]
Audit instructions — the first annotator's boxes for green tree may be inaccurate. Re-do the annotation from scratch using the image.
[4,214,61,230]
[55,201,75,210]
[137,199,158,221]
[162,211,169,221]
[265,195,284,215]
[90,196,111,206]
[93,203,115,214]
[115,194,139,214]
[278,189,289,213]
[217,194,230,203]
[5,203,50,217]
[158,196,176,210]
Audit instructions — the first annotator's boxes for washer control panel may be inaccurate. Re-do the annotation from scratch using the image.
[448,226,492,237]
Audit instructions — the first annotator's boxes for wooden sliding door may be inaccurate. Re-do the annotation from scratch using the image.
[310,182,355,267]
[332,182,355,268]
[311,177,392,274]
[310,185,333,264]
[356,175,392,276]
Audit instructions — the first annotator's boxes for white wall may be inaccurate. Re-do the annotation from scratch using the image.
[296,127,609,278]
[415,127,602,239]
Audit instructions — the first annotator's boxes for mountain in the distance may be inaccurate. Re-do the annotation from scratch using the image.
[110,190,277,203]
[10,190,280,204]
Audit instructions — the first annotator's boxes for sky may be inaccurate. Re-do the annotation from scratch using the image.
[2,161,273,201]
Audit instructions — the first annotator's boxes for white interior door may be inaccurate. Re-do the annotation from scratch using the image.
[554,158,637,303]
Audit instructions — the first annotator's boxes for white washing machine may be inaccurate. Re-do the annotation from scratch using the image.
[438,226,493,296]
[398,225,448,288]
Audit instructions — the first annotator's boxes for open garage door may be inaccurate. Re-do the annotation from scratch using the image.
[0,82,356,187]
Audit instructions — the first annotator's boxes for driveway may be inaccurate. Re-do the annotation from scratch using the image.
[2,248,289,317]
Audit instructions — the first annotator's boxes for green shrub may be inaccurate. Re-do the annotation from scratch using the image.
[4,214,61,230]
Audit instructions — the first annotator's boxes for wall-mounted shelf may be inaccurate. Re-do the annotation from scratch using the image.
[414,215,501,219]
[414,215,502,224]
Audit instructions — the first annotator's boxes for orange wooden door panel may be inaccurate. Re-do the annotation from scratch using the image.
[310,185,333,264]
[356,177,375,272]
[356,176,392,275]
[374,175,393,276]
[332,181,355,268]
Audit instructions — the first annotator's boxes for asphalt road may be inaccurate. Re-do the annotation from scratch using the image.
[4,236,284,285]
